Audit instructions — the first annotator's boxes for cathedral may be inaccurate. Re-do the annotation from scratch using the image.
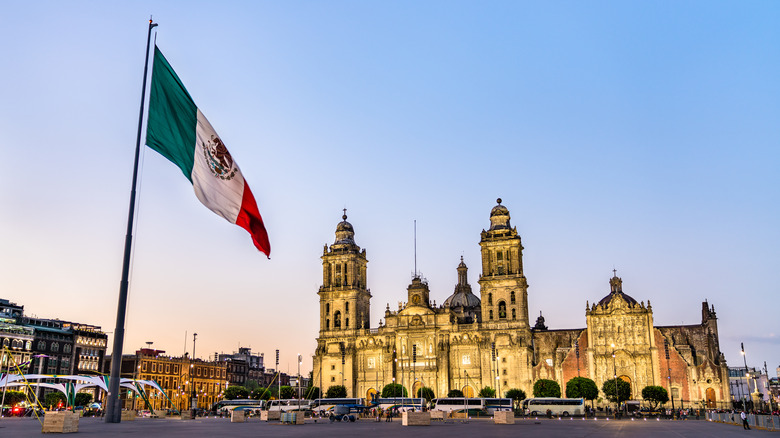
[313,199,731,408]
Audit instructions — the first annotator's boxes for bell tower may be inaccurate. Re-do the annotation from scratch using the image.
[478,198,529,328]
[318,210,371,333]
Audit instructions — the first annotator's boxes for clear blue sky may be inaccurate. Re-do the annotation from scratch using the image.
[1,1,778,377]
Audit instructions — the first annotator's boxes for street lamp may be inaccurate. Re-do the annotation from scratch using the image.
[741,343,750,412]
[191,333,197,412]
[298,354,302,412]
[611,344,617,418]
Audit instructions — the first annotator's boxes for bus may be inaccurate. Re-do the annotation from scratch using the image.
[431,398,484,414]
[266,399,312,413]
[211,399,266,415]
[311,398,365,416]
[521,398,585,417]
[375,397,424,413]
[483,398,513,413]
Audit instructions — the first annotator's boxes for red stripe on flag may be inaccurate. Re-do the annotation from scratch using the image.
[235,182,271,257]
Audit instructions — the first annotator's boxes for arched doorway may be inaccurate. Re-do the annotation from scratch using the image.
[462,385,475,398]
[412,381,423,398]
[706,387,716,408]
[366,388,378,403]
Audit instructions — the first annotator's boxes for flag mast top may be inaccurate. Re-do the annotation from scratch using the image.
[104,18,157,424]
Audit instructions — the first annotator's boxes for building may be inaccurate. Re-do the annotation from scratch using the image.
[313,200,731,408]
[218,347,265,387]
[0,299,34,376]
[107,348,228,411]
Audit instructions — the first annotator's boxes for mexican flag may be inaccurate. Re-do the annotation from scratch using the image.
[145,46,270,257]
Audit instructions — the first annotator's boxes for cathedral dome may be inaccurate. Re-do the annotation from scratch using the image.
[443,257,481,309]
[597,272,638,307]
[489,198,511,231]
[334,211,355,245]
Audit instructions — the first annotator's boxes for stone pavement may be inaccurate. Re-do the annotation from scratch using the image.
[0,415,774,437]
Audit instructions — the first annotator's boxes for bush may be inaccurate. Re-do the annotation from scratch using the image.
[447,389,464,397]
[565,377,598,401]
[641,385,669,409]
[2,390,27,407]
[504,388,526,407]
[416,386,435,402]
[478,386,496,398]
[44,392,66,408]
[224,386,249,400]
[75,392,93,407]
[326,385,347,398]
[601,378,631,404]
[533,379,561,398]
[304,386,321,400]
[380,383,407,398]
[251,387,272,400]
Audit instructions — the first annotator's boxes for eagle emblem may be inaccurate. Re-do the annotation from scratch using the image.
[202,135,238,180]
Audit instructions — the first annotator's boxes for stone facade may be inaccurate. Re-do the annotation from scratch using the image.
[313,200,731,408]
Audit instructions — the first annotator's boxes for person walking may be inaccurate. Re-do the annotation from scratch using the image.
[741,410,750,430]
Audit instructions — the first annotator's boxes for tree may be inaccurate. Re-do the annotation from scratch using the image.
[74,392,92,407]
[304,386,321,400]
[416,386,435,402]
[601,378,631,404]
[641,385,669,409]
[224,386,249,400]
[245,380,260,391]
[2,390,26,406]
[478,386,496,398]
[447,389,464,397]
[533,379,561,398]
[326,385,347,398]
[380,383,407,398]
[44,392,66,408]
[251,387,272,400]
[279,385,295,399]
[565,377,599,404]
[505,388,526,409]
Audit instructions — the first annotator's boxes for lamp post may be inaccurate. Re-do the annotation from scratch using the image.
[611,344,618,418]
[191,333,197,411]
[663,339,675,418]
[297,354,302,412]
[741,343,750,412]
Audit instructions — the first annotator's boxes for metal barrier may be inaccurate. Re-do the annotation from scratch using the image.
[706,411,780,431]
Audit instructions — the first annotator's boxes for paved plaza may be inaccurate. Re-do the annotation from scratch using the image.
[0,416,776,438]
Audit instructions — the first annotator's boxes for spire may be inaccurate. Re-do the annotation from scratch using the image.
[489,198,511,231]
[334,208,355,245]
[457,256,468,286]
[610,270,622,293]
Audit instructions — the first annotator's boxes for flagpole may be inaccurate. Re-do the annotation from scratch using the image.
[105,18,157,424]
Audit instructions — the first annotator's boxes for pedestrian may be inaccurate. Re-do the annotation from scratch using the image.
[741,410,750,430]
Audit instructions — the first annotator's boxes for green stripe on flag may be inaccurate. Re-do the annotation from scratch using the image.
[146,46,198,182]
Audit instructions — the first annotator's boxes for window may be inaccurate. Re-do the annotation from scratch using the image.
[334,311,342,329]
[346,302,349,312]
[143,362,147,371]
[2,339,8,348]
[462,354,471,365]
[512,308,516,320]
[331,376,335,382]
[51,342,59,352]
[510,291,516,304]
[63,344,71,353]
[345,318,349,329]
[367,357,375,368]
[326,319,330,330]
[331,365,335,370]
[152,363,157,373]
[326,303,330,315]
[498,301,507,319]
[38,341,46,350]
[26,341,32,350]
[166,364,170,373]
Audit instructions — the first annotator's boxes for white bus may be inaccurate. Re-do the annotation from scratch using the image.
[375,397,424,412]
[431,397,484,413]
[483,398,513,413]
[311,398,365,415]
[521,398,585,417]
[211,399,266,415]
[266,399,312,413]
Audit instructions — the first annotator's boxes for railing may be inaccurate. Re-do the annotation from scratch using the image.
[707,411,780,431]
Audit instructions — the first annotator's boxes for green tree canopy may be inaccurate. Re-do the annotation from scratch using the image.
[224,386,249,400]
[74,392,92,407]
[533,379,561,398]
[279,386,295,399]
[245,380,260,391]
[251,387,272,400]
[601,378,631,404]
[326,385,347,398]
[641,385,669,409]
[504,388,526,406]
[447,389,464,397]
[44,392,66,408]
[416,387,435,402]
[478,386,496,398]
[565,377,598,401]
[380,383,407,398]
[2,390,27,406]
[305,386,321,400]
